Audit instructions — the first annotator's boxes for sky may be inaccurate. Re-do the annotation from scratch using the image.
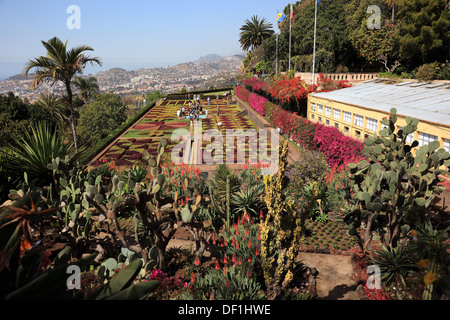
[0,0,292,79]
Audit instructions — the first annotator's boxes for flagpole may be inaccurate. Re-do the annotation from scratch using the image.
[312,0,318,85]
[276,33,279,74]
[289,0,292,72]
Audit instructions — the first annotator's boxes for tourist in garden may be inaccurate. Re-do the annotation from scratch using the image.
[217,105,220,116]
[207,97,210,105]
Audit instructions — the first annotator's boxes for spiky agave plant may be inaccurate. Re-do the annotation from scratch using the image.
[4,122,85,184]
[370,244,416,289]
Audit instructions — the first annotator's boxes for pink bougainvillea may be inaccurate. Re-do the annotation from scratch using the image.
[248,93,268,116]
[243,77,266,92]
[313,123,364,167]
[237,86,268,116]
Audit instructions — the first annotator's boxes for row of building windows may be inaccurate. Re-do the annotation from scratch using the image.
[310,102,450,153]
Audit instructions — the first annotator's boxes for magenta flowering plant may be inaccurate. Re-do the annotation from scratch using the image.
[248,93,267,116]
[243,77,266,92]
[313,124,364,167]
[237,86,268,116]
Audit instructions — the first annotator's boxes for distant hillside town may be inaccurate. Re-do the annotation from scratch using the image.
[0,54,244,102]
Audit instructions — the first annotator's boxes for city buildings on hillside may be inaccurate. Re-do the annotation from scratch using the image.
[308,79,450,152]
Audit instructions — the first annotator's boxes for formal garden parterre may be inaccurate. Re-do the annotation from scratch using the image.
[92,98,277,167]
[1,86,449,301]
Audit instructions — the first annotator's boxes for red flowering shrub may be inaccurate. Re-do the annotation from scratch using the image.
[263,102,317,150]
[236,85,251,102]
[313,124,364,167]
[316,73,353,92]
[237,85,268,116]
[248,93,268,116]
[240,76,360,167]
[267,76,309,104]
[243,77,266,92]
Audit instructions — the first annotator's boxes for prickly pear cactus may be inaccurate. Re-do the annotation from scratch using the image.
[345,108,450,251]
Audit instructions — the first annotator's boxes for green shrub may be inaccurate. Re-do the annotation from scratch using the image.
[415,62,439,81]
[78,93,127,147]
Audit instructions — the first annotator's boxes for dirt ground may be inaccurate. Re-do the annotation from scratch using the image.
[298,252,359,300]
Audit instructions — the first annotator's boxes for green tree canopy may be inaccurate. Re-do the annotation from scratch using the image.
[77,93,127,146]
[396,0,450,69]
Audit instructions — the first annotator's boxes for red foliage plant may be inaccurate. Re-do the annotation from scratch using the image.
[313,123,364,168]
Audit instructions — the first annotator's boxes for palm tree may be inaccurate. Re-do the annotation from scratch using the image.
[23,37,102,152]
[239,15,274,52]
[72,76,100,104]
[36,92,68,126]
[384,0,395,22]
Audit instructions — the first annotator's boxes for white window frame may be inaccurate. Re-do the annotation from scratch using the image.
[318,104,324,114]
[354,114,364,127]
[443,139,450,152]
[311,103,316,112]
[343,111,351,123]
[366,118,378,132]
[325,106,332,116]
[418,132,438,147]
[333,108,341,120]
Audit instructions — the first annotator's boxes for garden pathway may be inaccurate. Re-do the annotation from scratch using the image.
[298,252,360,300]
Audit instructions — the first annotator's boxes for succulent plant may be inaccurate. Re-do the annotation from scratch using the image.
[345,108,450,251]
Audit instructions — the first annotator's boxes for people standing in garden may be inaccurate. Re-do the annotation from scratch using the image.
[207,97,210,105]
[217,105,220,116]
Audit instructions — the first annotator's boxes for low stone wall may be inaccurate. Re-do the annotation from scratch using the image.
[295,72,379,85]
[234,96,271,129]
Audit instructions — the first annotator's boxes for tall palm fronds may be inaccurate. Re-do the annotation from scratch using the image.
[36,93,68,126]
[239,15,274,52]
[383,0,395,22]
[72,76,100,104]
[23,37,102,152]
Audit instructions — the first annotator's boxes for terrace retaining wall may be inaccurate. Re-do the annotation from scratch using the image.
[234,96,271,129]
[295,72,378,84]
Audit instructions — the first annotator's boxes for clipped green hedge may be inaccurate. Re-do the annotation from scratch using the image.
[165,87,233,100]
[80,100,157,165]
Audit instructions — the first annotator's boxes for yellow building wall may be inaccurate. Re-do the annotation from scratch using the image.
[307,95,450,153]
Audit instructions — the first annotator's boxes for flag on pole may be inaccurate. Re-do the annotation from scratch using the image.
[276,11,285,23]
[290,2,293,20]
